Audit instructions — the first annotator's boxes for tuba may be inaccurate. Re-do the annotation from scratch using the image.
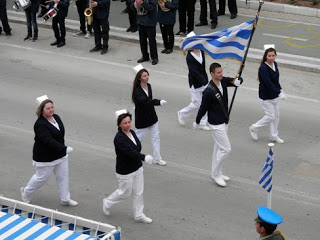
[158,0,171,12]
[84,0,93,25]
[137,0,148,16]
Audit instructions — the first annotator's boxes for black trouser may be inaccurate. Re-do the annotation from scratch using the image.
[92,18,109,48]
[0,2,11,33]
[25,8,38,37]
[218,0,237,15]
[138,25,158,60]
[126,0,136,28]
[199,0,218,24]
[76,0,92,33]
[52,16,66,42]
[177,0,196,33]
[159,24,174,50]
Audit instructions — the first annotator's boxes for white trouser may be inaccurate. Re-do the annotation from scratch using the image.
[104,168,145,220]
[136,122,162,161]
[251,99,280,141]
[210,123,231,178]
[179,86,208,126]
[24,159,71,202]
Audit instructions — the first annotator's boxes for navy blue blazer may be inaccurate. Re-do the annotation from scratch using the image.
[196,78,235,125]
[186,51,208,89]
[157,0,178,25]
[133,83,161,129]
[49,0,69,18]
[114,129,146,175]
[258,62,281,100]
[33,114,67,162]
[93,0,110,20]
[130,0,157,26]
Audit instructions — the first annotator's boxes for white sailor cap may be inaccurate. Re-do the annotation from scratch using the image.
[36,95,49,106]
[186,31,196,38]
[115,109,128,119]
[133,64,144,74]
[264,44,275,50]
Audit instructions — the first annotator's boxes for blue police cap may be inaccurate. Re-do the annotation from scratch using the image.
[255,206,283,225]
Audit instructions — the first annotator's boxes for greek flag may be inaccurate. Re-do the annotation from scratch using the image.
[259,148,274,192]
[180,19,255,61]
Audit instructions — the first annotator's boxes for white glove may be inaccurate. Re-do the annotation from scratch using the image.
[160,100,167,106]
[193,122,200,130]
[66,147,74,154]
[144,155,153,164]
[279,91,287,100]
[233,77,243,87]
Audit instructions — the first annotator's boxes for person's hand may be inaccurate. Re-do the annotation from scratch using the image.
[160,100,167,106]
[144,155,153,164]
[279,91,287,100]
[193,122,200,130]
[233,77,243,87]
[67,147,74,154]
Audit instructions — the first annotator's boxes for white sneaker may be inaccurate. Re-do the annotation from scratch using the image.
[61,199,78,207]
[21,187,31,203]
[177,111,185,125]
[212,176,226,187]
[73,30,85,37]
[222,175,230,182]
[249,126,258,140]
[84,32,91,39]
[153,159,167,166]
[200,125,210,131]
[274,137,284,144]
[135,215,152,224]
[102,199,110,216]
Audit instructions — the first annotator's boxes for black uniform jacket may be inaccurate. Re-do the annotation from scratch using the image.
[133,83,160,129]
[33,114,67,162]
[93,0,110,19]
[25,0,40,13]
[258,61,281,100]
[49,0,69,18]
[114,129,146,175]
[186,50,208,89]
[157,0,178,25]
[196,78,235,125]
[131,0,157,26]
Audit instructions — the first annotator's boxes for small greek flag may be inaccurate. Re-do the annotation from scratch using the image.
[259,148,274,192]
[180,19,255,61]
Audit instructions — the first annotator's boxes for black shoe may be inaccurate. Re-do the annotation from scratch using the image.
[101,47,108,55]
[166,49,173,54]
[137,57,149,63]
[230,14,237,19]
[57,41,65,48]
[152,59,158,65]
[217,12,225,16]
[33,37,38,42]
[6,32,11,36]
[131,27,138,33]
[126,27,132,32]
[122,8,128,14]
[175,31,186,36]
[50,40,59,46]
[211,23,217,29]
[0,27,2,34]
[90,45,102,52]
[24,36,32,41]
[161,49,167,54]
[195,22,208,27]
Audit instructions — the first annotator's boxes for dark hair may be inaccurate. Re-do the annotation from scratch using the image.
[131,69,149,105]
[36,99,53,117]
[259,222,277,235]
[209,62,221,74]
[117,112,132,128]
[261,48,277,65]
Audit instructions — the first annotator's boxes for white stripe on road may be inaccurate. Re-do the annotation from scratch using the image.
[262,33,308,41]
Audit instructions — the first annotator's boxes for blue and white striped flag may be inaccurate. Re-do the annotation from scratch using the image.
[259,148,274,192]
[180,19,255,61]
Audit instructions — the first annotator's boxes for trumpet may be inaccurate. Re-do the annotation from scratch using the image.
[158,0,171,12]
[84,0,93,25]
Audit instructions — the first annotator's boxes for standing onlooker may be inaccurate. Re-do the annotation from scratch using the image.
[157,0,178,54]
[125,0,137,32]
[21,95,78,207]
[73,0,92,39]
[24,0,40,42]
[249,46,286,144]
[89,0,110,54]
[177,48,209,130]
[175,0,196,36]
[195,0,218,29]
[48,0,70,48]
[132,0,159,65]
[194,63,242,187]
[0,0,12,36]
[217,0,237,19]
[102,111,153,223]
[132,65,167,166]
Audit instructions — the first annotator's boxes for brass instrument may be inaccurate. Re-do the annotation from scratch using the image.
[137,0,148,16]
[158,0,171,12]
[84,0,93,25]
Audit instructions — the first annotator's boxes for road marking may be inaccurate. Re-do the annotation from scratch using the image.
[285,35,320,48]
[258,19,297,28]
[307,25,320,34]
[262,33,308,41]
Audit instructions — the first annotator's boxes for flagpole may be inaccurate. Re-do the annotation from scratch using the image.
[228,0,264,116]
[267,143,274,209]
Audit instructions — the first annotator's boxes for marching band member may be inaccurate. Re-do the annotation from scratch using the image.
[0,0,12,36]
[48,0,70,48]
[217,0,238,19]
[89,0,110,55]
[37,0,49,18]
[73,0,92,39]
[249,46,287,144]
[195,0,218,29]
[157,0,178,54]
[24,0,40,41]
[131,0,159,65]
[175,0,196,36]
[125,0,137,32]
[132,64,167,166]
[103,110,153,224]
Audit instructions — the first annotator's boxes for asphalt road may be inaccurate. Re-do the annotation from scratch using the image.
[0,23,320,240]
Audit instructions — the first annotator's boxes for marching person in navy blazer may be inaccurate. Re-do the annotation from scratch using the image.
[194,62,243,187]
[177,48,209,130]
[103,111,153,223]
[21,95,78,207]
[157,0,178,54]
[47,0,70,48]
[23,0,40,42]
[131,66,167,166]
